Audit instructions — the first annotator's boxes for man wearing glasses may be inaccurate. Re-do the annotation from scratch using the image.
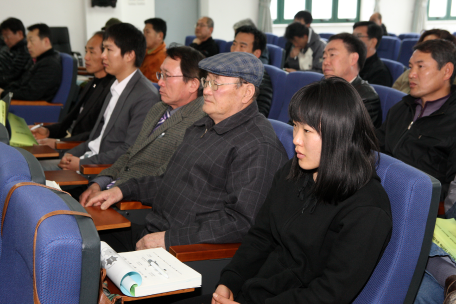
[80,45,207,204]
[353,21,392,86]
[190,16,219,57]
[85,52,288,253]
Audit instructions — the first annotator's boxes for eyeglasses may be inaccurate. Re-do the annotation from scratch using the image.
[201,77,245,91]
[195,23,208,28]
[156,72,185,81]
[354,34,370,39]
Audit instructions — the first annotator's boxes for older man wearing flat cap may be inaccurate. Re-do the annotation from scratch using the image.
[87,52,288,252]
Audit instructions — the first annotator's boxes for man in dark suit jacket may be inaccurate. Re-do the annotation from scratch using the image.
[0,23,61,101]
[31,32,115,148]
[40,23,159,171]
[322,33,382,128]
[79,46,207,204]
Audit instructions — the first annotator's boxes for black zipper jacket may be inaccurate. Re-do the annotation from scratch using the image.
[376,85,456,199]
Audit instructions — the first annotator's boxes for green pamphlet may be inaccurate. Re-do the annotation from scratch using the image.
[0,99,5,126]
[7,113,38,147]
[433,218,456,261]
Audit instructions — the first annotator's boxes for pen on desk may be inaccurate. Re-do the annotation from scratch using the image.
[148,259,169,279]
[30,123,44,131]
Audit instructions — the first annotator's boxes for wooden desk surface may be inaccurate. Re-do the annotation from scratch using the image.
[84,206,131,231]
[106,277,195,301]
[20,145,59,158]
[44,170,89,186]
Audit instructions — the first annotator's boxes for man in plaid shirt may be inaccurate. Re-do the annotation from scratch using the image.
[86,52,288,252]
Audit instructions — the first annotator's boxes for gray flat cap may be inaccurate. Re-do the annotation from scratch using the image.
[198,52,264,87]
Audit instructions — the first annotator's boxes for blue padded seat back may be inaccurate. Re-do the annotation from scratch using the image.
[319,33,335,40]
[214,39,227,53]
[276,36,287,49]
[380,58,406,83]
[276,71,323,123]
[398,33,420,40]
[398,38,418,66]
[185,35,196,46]
[224,41,233,53]
[0,142,32,200]
[268,119,294,159]
[265,33,278,45]
[0,185,82,304]
[264,65,287,120]
[371,84,407,123]
[377,36,401,60]
[353,153,436,303]
[53,52,74,105]
[267,44,284,68]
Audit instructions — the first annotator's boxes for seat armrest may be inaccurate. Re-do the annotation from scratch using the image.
[80,164,112,175]
[169,243,241,262]
[115,201,152,210]
[11,99,63,106]
[55,140,84,150]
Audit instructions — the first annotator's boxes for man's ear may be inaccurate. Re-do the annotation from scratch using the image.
[253,49,262,59]
[188,77,200,94]
[241,83,256,104]
[349,52,359,67]
[369,37,378,50]
[158,32,164,41]
[442,62,455,82]
[123,50,136,64]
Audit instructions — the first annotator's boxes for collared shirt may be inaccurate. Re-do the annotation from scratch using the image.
[83,70,137,158]
[117,101,288,249]
[413,93,451,121]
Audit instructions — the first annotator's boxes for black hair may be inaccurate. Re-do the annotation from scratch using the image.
[1,17,25,36]
[353,21,383,49]
[104,23,146,68]
[144,18,167,40]
[285,22,309,41]
[419,28,456,45]
[91,31,105,51]
[329,33,367,70]
[288,77,379,205]
[294,10,313,24]
[27,23,51,40]
[205,17,214,28]
[166,46,206,83]
[414,39,456,83]
[234,25,267,53]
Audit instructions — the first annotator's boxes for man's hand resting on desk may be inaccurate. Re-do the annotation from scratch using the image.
[80,183,102,206]
[136,232,165,250]
[212,285,238,304]
[37,138,57,149]
[85,186,123,210]
[58,153,80,171]
[29,126,49,139]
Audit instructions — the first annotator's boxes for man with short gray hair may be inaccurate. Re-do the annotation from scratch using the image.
[86,52,288,253]
[190,16,219,57]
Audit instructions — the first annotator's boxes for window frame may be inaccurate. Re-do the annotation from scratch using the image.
[427,0,456,21]
[273,0,361,24]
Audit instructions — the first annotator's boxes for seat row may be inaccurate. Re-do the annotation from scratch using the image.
[0,142,99,303]
[264,64,407,124]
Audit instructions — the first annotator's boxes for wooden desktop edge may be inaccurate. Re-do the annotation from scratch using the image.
[115,201,152,210]
[11,100,63,106]
[55,141,84,150]
[80,163,112,175]
[169,243,241,262]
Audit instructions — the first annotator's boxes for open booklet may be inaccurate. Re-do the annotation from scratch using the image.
[100,241,202,297]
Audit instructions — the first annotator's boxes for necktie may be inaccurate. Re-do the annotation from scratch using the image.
[151,109,171,134]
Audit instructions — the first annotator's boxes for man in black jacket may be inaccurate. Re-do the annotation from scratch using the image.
[353,21,392,87]
[190,17,219,58]
[376,39,456,200]
[0,17,31,87]
[0,23,61,101]
[31,32,115,148]
[231,25,272,117]
[322,33,382,127]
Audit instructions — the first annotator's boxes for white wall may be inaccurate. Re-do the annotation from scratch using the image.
[199,0,259,41]
[0,0,86,54]
[84,0,155,47]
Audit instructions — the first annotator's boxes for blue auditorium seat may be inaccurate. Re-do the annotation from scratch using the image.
[397,38,418,66]
[398,33,420,40]
[264,64,287,120]
[319,32,335,40]
[276,36,287,49]
[371,84,407,122]
[268,119,294,159]
[353,153,440,304]
[267,44,284,68]
[265,33,278,45]
[381,58,406,83]
[377,36,401,61]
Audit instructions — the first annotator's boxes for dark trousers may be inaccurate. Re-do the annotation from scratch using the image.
[99,223,145,252]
